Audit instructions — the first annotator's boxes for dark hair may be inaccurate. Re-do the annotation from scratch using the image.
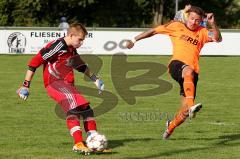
[68,22,88,35]
[184,0,191,5]
[188,6,205,18]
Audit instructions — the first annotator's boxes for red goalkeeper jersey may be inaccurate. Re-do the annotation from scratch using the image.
[28,38,78,87]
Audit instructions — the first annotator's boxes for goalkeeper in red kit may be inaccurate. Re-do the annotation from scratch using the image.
[17,22,105,155]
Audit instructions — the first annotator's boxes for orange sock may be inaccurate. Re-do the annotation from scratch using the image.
[168,108,188,134]
[183,75,195,107]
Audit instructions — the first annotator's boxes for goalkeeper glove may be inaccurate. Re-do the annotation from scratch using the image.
[95,79,104,94]
[90,74,104,94]
[17,80,30,100]
[17,87,29,100]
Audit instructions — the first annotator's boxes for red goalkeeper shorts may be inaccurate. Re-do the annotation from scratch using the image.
[46,80,89,113]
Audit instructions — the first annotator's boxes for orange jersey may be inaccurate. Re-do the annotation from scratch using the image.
[154,21,210,73]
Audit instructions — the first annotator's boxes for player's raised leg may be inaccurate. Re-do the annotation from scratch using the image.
[182,66,202,118]
[183,66,195,107]
[163,65,202,139]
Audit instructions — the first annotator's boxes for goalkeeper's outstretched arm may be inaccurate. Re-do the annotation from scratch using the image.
[84,67,104,94]
[17,70,35,101]
[68,54,104,94]
[17,52,43,101]
[24,70,35,82]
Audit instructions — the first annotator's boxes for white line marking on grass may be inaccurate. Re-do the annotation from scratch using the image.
[209,122,235,126]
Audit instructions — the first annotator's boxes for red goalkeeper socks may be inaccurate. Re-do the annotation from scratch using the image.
[84,117,97,132]
[66,116,83,144]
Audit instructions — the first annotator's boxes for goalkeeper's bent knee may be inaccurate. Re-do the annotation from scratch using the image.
[67,105,94,118]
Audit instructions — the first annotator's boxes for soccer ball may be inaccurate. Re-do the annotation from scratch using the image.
[86,133,107,152]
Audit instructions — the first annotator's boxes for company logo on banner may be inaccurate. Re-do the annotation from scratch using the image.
[7,32,26,54]
[29,31,67,54]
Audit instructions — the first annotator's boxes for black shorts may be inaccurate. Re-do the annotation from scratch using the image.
[169,60,198,97]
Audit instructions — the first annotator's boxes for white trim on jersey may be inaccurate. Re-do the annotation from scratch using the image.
[42,42,64,60]
[53,62,60,75]
[58,50,68,57]
[48,63,60,79]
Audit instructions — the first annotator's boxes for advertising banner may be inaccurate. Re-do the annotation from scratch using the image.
[0,29,239,55]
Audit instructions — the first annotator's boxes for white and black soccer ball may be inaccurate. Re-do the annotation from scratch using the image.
[86,133,107,152]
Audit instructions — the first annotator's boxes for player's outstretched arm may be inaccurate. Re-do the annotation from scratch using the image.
[207,13,222,42]
[66,54,104,94]
[126,28,157,49]
[17,70,35,101]
[84,68,104,94]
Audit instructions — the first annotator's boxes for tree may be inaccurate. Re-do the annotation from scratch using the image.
[11,0,43,26]
[0,0,15,26]
[137,0,166,26]
[152,0,164,26]
[0,0,239,28]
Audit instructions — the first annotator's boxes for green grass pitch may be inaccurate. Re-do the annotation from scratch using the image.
[0,55,240,159]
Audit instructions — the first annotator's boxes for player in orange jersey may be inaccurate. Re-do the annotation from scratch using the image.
[126,6,222,139]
